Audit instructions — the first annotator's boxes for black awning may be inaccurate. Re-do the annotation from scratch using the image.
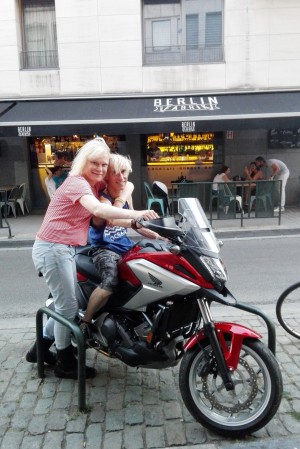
[1,91,300,137]
[0,102,15,118]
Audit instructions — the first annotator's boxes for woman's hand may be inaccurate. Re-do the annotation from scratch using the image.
[133,210,159,221]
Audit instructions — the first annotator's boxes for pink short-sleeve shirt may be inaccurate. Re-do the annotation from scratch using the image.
[37,175,99,246]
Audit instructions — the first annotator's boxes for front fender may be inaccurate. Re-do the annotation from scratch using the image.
[184,322,262,370]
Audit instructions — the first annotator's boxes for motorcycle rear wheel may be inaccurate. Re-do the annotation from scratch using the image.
[179,338,282,437]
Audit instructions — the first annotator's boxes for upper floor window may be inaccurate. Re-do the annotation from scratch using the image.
[20,0,58,69]
[143,0,224,65]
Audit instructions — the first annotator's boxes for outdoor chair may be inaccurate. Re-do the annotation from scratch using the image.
[0,186,19,218]
[144,182,165,216]
[16,183,29,215]
[152,180,171,214]
[249,181,275,217]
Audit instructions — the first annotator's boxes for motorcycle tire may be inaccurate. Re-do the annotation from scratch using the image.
[179,338,282,437]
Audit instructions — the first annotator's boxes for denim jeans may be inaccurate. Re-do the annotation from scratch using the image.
[32,240,77,350]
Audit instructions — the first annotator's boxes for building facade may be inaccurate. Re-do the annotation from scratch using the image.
[1,0,300,210]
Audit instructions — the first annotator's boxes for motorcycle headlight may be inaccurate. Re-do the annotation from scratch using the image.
[200,256,227,290]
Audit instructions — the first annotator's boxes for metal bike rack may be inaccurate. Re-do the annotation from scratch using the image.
[36,307,86,411]
[234,301,276,356]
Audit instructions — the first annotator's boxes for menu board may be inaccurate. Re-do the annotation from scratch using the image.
[268,129,300,149]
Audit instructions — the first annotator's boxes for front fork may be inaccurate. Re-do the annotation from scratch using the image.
[185,298,262,392]
[197,299,234,391]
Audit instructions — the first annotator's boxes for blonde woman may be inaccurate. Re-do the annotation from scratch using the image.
[26,138,157,379]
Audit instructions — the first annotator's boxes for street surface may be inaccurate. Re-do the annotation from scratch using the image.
[0,234,299,319]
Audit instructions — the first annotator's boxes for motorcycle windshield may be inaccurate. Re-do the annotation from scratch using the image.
[178,198,220,257]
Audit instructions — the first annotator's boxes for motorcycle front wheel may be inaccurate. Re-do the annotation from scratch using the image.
[179,338,282,437]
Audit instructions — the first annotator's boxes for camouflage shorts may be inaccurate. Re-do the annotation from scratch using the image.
[92,248,121,293]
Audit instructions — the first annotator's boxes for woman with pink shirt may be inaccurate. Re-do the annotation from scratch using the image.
[26,137,157,379]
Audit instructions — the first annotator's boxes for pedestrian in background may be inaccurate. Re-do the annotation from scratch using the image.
[255,157,290,212]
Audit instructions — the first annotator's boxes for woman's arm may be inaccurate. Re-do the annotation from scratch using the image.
[222,173,231,182]
[113,181,134,208]
[45,167,53,179]
[80,194,158,221]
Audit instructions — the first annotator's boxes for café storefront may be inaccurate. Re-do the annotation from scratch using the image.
[1,91,300,210]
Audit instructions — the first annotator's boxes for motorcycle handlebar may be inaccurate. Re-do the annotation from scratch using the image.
[137,216,183,240]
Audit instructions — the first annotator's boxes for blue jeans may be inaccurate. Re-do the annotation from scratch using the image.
[32,240,77,350]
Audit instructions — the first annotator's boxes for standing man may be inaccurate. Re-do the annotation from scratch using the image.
[255,156,290,212]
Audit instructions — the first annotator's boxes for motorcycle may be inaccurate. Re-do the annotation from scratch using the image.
[47,198,283,437]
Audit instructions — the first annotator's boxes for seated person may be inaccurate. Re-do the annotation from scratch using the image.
[80,153,161,339]
[52,166,68,188]
[212,166,231,195]
[243,161,263,207]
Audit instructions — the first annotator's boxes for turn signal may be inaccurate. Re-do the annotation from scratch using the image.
[169,245,181,255]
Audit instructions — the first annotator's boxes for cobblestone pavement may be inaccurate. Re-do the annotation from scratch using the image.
[1,304,300,449]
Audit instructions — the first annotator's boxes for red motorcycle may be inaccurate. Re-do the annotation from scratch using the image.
[48,198,283,437]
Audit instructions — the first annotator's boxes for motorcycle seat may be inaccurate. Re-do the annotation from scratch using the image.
[75,253,102,283]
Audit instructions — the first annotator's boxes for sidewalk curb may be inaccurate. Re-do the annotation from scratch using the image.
[1,226,300,248]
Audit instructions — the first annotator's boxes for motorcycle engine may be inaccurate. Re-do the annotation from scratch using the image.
[95,313,171,368]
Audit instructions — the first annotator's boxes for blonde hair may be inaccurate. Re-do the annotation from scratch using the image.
[108,153,132,175]
[69,137,110,176]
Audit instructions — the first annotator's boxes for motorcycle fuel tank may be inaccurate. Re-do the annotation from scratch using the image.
[124,259,199,309]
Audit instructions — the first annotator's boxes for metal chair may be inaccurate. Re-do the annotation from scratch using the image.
[211,183,243,218]
[16,183,29,215]
[152,180,171,214]
[144,182,165,216]
[0,186,19,218]
[249,181,275,217]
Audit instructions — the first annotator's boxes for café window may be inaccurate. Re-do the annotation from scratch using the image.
[145,132,223,166]
[29,135,93,169]
[143,0,224,65]
[20,0,59,69]
[29,134,126,169]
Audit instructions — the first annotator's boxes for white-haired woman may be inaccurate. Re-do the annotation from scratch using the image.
[26,138,157,379]
[80,153,160,340]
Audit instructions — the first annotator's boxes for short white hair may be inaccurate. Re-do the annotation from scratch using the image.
[108,153,132,175]
[69,137,110,176]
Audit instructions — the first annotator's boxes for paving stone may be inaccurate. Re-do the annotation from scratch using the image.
[144,404,164,426]
[89,404,105,423]
[41,382,56,398]
[124,424,144,449]
[66,414,87,433]
[19,434,44,449]
[185,421,207,445]
[65,433,85,449]
[27,415,47,435]
[47,410,68,431]
[124,403,144,425]
[53,391,72,409]
[165,419,186,446]
[105,410,124,431]
[103,430,123,449]
[105,392,124,410]
[34,398,53,415]
[19,393,37,409]
[10,409,32,431]
[163,400,183,419]
[85,423,103,449]
[124,385,142,403]
[145,426,166,448]
[0,430,24,449]
[43,431,64,449]
[2,385,23,402]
